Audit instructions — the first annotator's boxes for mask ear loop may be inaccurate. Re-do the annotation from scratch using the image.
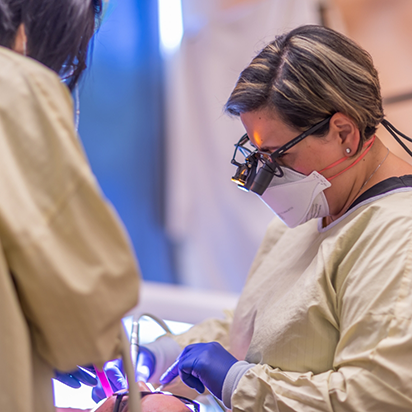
[319,135,376,181]
[73,84,80,132]
[381,119,412,157]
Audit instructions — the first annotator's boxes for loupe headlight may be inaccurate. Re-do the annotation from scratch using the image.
[230,133,259,191]
[231,154,258,191]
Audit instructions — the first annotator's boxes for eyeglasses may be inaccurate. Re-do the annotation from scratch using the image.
[231,116,332,189]
[231,134,274,165]
[60,64,76,81]
[112,391,200,412]
[60,58,86,82]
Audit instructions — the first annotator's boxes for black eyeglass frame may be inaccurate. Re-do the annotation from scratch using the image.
[112,390,200,412]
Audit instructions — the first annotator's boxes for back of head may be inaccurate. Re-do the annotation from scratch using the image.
[25,0,103,89]
[0,0,103,89]
[0,0,23,49]
[225,25,384,151]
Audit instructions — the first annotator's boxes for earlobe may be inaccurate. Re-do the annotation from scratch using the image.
[343,127,361,157]
[330,113,360,156]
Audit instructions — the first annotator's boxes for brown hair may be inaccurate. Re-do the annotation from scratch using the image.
[225,25,384,150]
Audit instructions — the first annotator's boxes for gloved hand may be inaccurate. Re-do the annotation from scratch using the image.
[135,345,156,382]
[92,346,156,403]
[54,365,97,388]
[159,342,238,400]
[92,359,125,403]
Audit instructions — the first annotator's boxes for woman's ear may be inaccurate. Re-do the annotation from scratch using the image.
[13,24,27,55]
[329,112,360,156]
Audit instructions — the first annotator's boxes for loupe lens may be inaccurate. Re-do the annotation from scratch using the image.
[250,164,276,195]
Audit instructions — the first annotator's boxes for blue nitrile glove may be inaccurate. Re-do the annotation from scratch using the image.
[136,346,156,382]
[92,359,126,403]
[92,347,156,403]
[159,342,237,400]
[54,365,97,388]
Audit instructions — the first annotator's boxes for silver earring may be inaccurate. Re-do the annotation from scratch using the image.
[23,41,27,56]
[346,148,351,154]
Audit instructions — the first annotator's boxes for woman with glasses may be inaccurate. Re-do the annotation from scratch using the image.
[0,1,141,412]
[100,24,412,412]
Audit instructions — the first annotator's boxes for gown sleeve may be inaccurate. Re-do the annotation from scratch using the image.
[0,57,140,370]
[230,205,412,411]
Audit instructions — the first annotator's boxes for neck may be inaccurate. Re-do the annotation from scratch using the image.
[323,138,389,226]
[13,24,27,55]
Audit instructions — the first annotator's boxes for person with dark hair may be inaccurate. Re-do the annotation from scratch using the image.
[0,0,102,89]
[0,1,141,412]
[102,24,412,411]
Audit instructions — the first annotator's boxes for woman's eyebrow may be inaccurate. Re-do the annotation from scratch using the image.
[256,145,280,153]
[260,146,277,152]
[249,141,274,152]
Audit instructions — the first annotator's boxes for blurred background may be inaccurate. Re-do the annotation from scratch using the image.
[78,0,412,294]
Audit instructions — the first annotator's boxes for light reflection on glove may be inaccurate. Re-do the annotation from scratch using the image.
[159,342,237,400]
[54,365,97,388]
[135,346,156,382]
[91,346,156,403]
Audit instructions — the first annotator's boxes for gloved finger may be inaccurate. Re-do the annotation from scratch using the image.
[81,364,96,374]
[135,368,150,382]
[104,360,127,391]
[136,346,156,382]
[177,353,206,392]
[92,360,125,403]
[70,367,98,386]
[159,358,179,384]
[54,371,81,389]
[180,370,205,394]
[91,384,106,403]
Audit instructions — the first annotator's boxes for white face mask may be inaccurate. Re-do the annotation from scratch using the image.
[252,133,377,228]
[258,167,331,228]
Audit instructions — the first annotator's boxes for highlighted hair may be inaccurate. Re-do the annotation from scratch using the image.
[225,25,384,148]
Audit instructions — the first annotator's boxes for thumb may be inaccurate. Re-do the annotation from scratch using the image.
[105,361,127,391]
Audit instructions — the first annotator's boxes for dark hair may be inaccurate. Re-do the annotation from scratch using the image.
[0,0,24,49]
[225,25,384,150]
[0,0,103,90]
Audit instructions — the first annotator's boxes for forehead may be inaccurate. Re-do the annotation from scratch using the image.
[240,108,298,150]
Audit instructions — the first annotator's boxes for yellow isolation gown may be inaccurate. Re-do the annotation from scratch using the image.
[0,47,140,412]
